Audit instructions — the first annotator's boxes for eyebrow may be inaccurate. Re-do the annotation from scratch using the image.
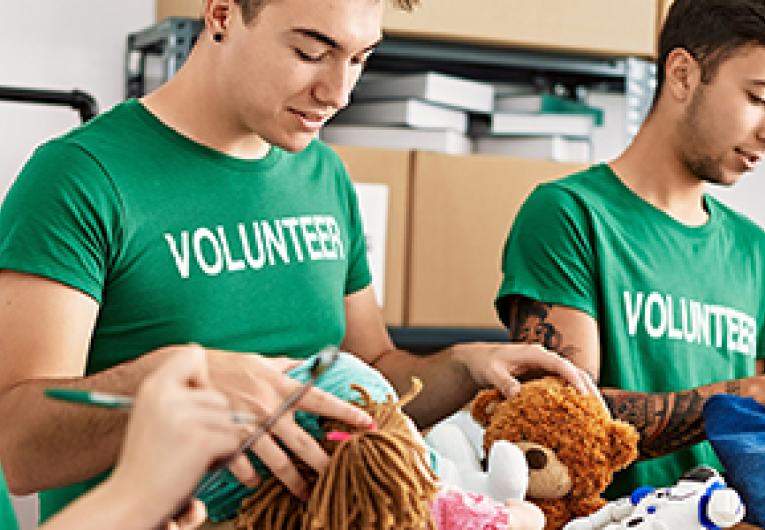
[292,28,382,54]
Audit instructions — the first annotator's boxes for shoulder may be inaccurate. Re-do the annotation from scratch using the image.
[707,194,765,246]
[519,164,608,219]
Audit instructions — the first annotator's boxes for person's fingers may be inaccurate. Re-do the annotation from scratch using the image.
[165,498,207,530]
[295,385,374,429]
[226,452,262,489]
[248,433,311,499]
[169,346,208,383]
[268,356,303,373]
[580,369,610,416]
[520,345,590,395]
[494,374,522,399]
[268,416,331,473]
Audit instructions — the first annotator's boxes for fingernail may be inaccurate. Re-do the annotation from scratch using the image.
[327,431,353,442]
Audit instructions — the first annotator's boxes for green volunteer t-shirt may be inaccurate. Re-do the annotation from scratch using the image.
[496,163,765,498]
[0,465,20,530]
[0,99,372,521]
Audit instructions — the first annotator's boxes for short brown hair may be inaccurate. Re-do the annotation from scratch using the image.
[656,0,765,93]
[234,0,419,24]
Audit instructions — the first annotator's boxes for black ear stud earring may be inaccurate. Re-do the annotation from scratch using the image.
[213,33,223,43]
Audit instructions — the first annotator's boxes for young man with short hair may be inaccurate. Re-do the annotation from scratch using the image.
[497,0,765,499]
[0,0,592,525]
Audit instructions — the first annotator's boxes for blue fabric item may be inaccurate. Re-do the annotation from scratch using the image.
[201,351,434,522]
[703,393,765,527]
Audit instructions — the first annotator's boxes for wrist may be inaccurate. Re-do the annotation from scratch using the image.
[447,342,484,394]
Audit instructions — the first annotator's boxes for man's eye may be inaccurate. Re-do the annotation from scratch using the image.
[295,48,322,62]
[747,92,765,105]
[351,53,372,67]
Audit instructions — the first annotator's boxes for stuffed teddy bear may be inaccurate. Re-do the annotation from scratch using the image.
[470,377,640,530]
[563,466,745,529]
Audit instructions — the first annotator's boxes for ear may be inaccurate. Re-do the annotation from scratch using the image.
[664,47,702,103]
[607,421,640,470]
[204,0,234,36]
[470,388,504,427]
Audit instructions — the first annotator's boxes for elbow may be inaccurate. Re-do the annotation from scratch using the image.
[0,444,39,496]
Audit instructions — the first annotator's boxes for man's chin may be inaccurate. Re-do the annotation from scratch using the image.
[272,133,319,154]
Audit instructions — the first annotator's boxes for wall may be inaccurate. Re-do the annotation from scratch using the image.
[0,0,154,196]
[707,170,765,228]
[0,2,154,527]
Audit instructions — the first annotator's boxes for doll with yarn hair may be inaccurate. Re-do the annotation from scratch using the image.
[217,351,544,530]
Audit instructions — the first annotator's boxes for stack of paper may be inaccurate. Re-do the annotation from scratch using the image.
[321,125,471,155]
[473,135,591,163]
[324,71,490,153]
[352,71,495,113]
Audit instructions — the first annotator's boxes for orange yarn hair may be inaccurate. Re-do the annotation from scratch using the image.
[236,378,438,530]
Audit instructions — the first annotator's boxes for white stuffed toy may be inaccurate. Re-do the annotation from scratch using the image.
[426,414,529,503]
[563,466,745,530]
[425,410,546,530]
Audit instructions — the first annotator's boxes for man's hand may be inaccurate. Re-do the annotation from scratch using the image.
[201,346,375,499]
[454,342,596,398]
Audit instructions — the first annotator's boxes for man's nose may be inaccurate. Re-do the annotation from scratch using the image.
[313,63,355,109]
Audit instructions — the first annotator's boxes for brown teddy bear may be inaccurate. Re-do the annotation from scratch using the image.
[471,377,640,530]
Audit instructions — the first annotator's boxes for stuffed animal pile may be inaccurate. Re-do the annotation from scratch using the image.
[470,377,640,530]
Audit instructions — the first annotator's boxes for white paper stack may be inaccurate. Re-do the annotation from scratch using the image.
[322,125,471,155]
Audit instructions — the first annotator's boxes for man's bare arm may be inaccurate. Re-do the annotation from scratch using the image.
[503,294,765,459]
[342,287,594,430]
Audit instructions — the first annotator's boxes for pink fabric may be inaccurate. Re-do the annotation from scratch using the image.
[430,485,511,530]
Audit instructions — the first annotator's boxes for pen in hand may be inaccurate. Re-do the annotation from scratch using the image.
[43,387,259,425]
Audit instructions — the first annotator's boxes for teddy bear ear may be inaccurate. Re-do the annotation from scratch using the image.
[470,388,504,427]
[607,420,641,470]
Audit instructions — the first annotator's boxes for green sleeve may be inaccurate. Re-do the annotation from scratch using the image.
[0,139,123,303]
[0,465,20,530]
[337,163,373,297]
[495,183,599,326]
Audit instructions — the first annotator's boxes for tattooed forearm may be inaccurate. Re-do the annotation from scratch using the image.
[603,380,743,459]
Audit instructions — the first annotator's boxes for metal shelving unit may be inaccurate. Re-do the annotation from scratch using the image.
[125,17,204,100]
[124,21,656,139]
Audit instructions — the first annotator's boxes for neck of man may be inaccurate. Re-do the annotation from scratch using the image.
[139,46,272,160]
[609,114,709,227]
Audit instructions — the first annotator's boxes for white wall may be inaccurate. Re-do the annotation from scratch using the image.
[707,168,765,229]
[0,0,155,196]
[1,3,155,527]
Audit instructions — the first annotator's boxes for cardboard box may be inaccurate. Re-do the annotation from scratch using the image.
[384,0,659,58]
[330,145,413,326]
[407,152,584,328]
[156,0,203,21]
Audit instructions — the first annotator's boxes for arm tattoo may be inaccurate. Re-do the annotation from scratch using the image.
[505,295,582,358]
[504,295,592,379]
[505,296,753,457]
[604,380,742,459]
